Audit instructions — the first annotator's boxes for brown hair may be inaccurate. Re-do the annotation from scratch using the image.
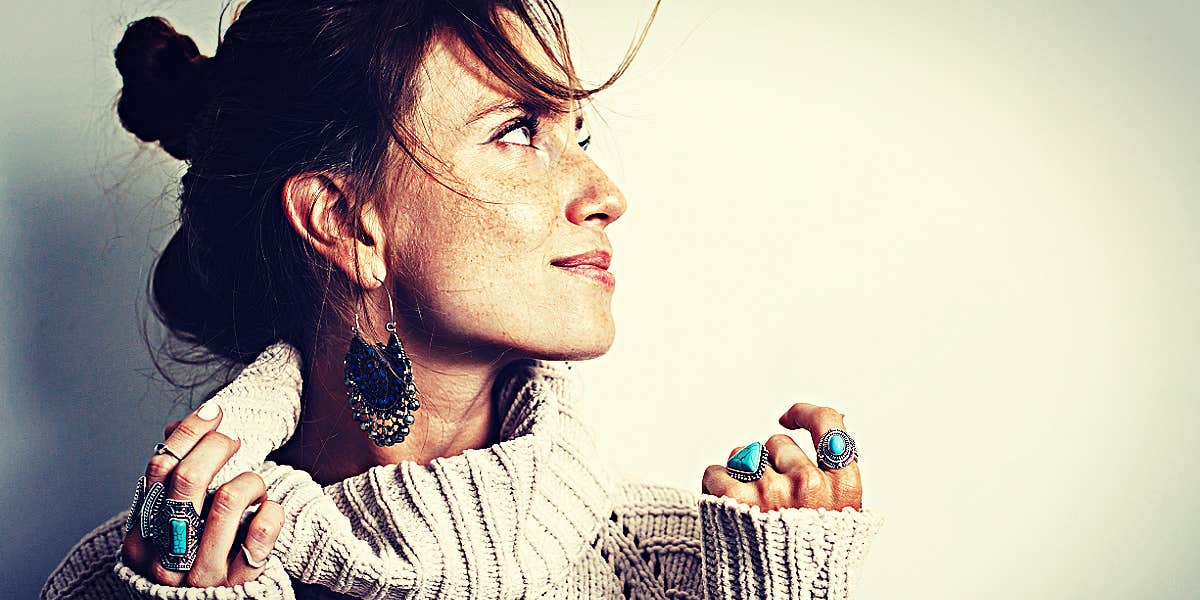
[112,0,657,383]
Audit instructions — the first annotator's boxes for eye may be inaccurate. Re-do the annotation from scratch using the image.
[498,124,533,146]
[495,116,539,147]
[576,119,591,151]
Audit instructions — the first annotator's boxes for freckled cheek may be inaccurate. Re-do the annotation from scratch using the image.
[415,201,558,295]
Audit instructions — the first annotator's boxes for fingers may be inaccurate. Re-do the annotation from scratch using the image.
[226,500,283,586]
[152,424,240,585]
[764,433,824,494]
[779,402,847,449]
[146,402,223,484]
[779,403,862,508]
[186,472,266,586]
[169,430,241,508]
[702,464,740,499]
[124,403,223,572]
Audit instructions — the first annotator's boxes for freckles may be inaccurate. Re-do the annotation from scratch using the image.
[490,196,556,253]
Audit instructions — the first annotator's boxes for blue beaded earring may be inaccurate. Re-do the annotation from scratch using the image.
[343,279,420,446]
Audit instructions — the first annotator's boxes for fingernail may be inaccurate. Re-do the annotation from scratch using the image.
[196,401,220,420]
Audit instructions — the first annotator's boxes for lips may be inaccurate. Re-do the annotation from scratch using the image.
[551,249,615,288]
[550,249,611,269]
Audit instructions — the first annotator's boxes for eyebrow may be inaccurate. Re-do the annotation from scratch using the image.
[465,99,528,126]
[465,97,586,129]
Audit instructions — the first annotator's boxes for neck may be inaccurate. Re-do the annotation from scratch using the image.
[273,327,518,486]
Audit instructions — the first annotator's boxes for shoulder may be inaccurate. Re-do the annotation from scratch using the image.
[41,511,129,599]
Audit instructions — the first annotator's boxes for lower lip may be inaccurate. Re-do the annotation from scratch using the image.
[554,264,615,288]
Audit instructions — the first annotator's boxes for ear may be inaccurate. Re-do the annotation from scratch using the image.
[281,172,386,289]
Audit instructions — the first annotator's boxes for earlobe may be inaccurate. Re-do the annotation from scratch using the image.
[281,172,387,289]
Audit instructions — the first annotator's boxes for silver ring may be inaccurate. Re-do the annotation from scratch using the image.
[139,481,167,540]
[123,476,147,536]
[815,428,858,470]
[150,498,206,571]
[240,544,269,568]
[725,441,770,482]
[153,442,185,461]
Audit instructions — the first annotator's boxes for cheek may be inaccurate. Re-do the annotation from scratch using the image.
[408,187,559,316]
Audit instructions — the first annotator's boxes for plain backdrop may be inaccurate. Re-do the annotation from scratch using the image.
[3,1,1198,598]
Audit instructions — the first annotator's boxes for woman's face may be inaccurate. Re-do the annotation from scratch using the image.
[384,22,627,362]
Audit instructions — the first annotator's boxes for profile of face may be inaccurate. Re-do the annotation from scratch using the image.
[373,16,628,363]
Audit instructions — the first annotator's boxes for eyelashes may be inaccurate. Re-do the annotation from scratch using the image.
[495,115,540,146]
[493,112,591,151]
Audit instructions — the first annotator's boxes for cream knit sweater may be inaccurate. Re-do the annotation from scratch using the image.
[42,342,885,600]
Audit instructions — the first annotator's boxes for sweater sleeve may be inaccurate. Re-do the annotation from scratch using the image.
[111,551,296,600]
[696,493,884,600]
[606,475,883,600]
[39,511,297,600]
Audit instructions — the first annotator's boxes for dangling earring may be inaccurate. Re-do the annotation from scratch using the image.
[343,278,421,446]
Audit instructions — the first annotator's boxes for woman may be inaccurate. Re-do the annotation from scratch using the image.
[43,1,883,598]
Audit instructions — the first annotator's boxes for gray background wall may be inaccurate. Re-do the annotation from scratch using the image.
[4,1,1198,598]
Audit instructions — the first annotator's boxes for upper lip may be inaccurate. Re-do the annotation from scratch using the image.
[551,248,611,270]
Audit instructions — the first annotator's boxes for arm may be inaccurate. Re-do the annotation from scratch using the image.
[697,403,882,599]
[604,475,883,600]
[39,512,295,600]
[607,401,884,600]
[696,492,884,600]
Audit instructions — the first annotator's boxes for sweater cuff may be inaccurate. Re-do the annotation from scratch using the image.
[697,494,884,600]
[112,552,295,600]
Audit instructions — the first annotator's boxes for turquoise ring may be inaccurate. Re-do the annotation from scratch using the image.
[816,428,858,470]
[725,441,769,482]
[150,498,205,571]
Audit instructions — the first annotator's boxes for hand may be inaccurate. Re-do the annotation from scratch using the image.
[119,402,285,587]
[702,403,863,512]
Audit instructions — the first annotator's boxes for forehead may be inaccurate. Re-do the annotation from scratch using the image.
[413,13,568,127]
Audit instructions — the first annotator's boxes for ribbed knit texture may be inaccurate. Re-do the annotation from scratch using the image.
[42,342,884,599]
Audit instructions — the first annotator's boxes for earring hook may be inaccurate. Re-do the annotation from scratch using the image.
[352,275,396,333]
[376,275,396,332]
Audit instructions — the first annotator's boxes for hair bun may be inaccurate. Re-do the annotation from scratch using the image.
[114,16,211,160]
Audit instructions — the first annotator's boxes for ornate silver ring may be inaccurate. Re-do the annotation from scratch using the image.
[815,428,858,470]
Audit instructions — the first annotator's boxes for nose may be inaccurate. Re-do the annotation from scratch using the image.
[562,149,627,229]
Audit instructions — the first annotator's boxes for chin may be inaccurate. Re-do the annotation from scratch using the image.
[528,319,616,362]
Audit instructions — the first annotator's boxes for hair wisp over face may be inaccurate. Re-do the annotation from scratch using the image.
[112,0,659,383]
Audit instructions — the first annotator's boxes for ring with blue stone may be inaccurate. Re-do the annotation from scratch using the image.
[725,441,770,482]
[150,498,205,571]
[816,428,858,470]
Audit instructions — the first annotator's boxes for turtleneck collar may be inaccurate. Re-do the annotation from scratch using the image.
[203,341,616,600]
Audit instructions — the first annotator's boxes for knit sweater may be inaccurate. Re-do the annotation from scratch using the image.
[42,342,885,600]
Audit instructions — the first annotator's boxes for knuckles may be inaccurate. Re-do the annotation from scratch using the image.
[209,487,246,520]
[816,406,845,425]
[145,455,177,480]
[759,475,793,508]
[765,433,794,450]
[171,465,208,497]
[248,504,283,544]
[701,465,727,494]
[171,421,207,443]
